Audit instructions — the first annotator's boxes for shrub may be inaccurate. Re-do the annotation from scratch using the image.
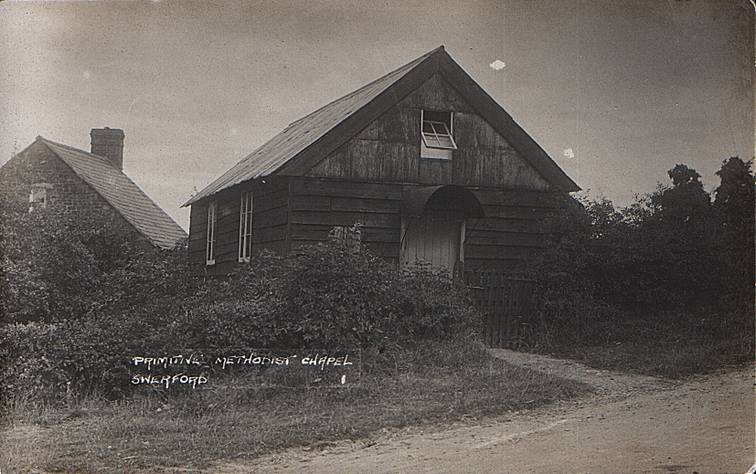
[266,244,400,348]
[1,242,482,402]
[175,243,479,352]
[0,323,69,400]
[0,254,197,401]
[392,267,480,343]
[525,159,754,370]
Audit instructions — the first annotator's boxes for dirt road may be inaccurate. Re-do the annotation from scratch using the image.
[218,351,754,474]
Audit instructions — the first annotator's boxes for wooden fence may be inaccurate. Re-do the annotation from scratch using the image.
[464,271,537,348]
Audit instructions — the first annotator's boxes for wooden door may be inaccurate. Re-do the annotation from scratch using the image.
[401,214,461,276]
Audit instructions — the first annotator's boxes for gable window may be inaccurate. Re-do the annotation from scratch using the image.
[421,110,457,159]
[238,191,253,262]
[206,201,217,265]
[28,183,51,212]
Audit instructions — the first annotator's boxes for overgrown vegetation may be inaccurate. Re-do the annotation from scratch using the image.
[0,204,589,471]
[0,215,481,401]
[526,157,754,377]
[1,155,751,470]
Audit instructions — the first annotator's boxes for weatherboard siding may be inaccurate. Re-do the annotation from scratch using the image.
[188,178,289,274]
[185,54,577,275]
[463,190,565,272]
[188,177,566,275]
[288,177,403,262]
[286,178,565,272]
[307,73,551,191]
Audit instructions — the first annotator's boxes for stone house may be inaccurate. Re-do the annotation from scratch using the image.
[0,128,187,249]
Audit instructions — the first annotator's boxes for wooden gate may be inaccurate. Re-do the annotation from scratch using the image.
[464,271,537,348]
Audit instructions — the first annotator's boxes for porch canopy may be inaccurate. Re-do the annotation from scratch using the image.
[402,184,485,218]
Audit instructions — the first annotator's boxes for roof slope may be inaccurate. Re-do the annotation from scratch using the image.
[185,48,439,205]
[186,46,578,206]
[39,137,187,249]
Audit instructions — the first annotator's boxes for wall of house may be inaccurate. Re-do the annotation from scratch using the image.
[288,177,403,263]
[186,73,572,276]
[187,178,289,274]
[301,72,566,274]
[307,73,551,191]
[463,190,566,273]
[0,140,150,245]
[288,177,567,273]
[186,180,567,277]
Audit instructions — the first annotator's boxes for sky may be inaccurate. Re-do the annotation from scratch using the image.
[1,0,753,230]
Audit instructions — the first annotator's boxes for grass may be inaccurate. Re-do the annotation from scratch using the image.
[0,336,589,473]
[538,309,753,379]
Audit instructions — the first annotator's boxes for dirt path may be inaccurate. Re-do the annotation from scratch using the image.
[214,350,753,474]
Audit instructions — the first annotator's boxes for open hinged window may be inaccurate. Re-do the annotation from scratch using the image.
[421,110,457,159]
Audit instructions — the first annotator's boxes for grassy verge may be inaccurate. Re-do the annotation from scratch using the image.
[539,310,753,379]
[1,337,589,473]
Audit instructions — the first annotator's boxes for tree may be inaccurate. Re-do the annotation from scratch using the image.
[715,157,754,230]
[649,164,712,232]
[713,157,755,312]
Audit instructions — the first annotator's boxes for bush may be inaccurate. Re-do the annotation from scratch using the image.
[524,160,754,374]
[393,267,480,343]
[0,323,69,399]
[1,242,482,403]
[174,244,478,352]
[1,255,197,401]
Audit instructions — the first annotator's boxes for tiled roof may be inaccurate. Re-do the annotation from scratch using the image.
[39,137,187,249]
[184,47,441,206]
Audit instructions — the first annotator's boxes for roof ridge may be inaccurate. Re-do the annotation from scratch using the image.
[284,46,443,130]
[37,136,116,168]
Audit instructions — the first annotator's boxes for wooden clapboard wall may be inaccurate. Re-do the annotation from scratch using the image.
[188,178,289,275]
[294,72,565,272]
[463,189,565,273]
[307,73,551,191]
[187,72,572,275]
[288,177,403,263]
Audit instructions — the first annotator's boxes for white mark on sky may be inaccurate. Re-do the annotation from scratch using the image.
[563,148,575,159]
[489,59,506,71]
[340,374,346,385]
[82,70,91,80]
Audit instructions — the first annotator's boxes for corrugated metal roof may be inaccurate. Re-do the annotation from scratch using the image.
[39,137,187,249]
[184,47,441,206]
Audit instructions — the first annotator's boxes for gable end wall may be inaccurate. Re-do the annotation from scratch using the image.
[0,142,151,247]
[307,73,552,191]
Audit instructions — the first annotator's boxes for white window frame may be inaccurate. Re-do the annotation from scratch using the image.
[238,191,253,262]
[28,183,51,212]
[206,201,217,266]
[421,110,457,160]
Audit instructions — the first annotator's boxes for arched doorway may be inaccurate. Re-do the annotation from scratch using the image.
[400,185,484,276]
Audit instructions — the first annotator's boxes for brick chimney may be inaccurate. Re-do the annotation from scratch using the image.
[90,128,125,170]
